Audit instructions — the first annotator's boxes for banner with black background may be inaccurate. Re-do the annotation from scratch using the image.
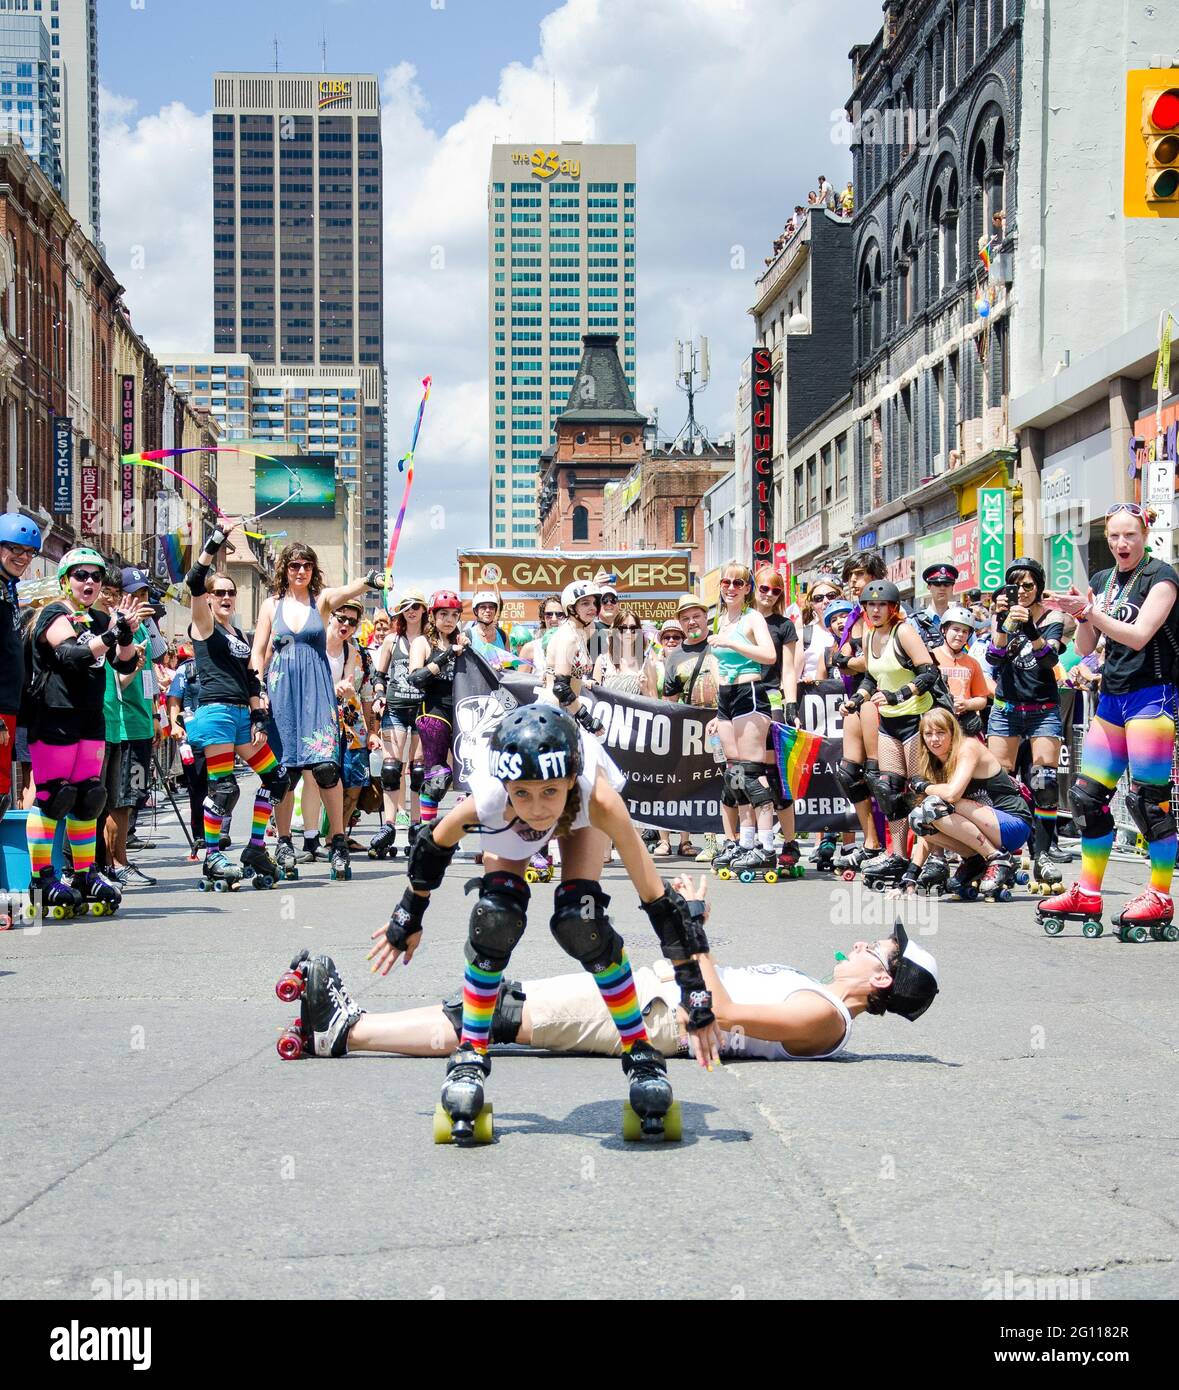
[452,652,862,834]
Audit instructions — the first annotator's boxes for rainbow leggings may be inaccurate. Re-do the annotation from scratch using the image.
[1077,686,1177,894]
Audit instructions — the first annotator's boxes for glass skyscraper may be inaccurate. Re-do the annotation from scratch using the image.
[0,12,60,191]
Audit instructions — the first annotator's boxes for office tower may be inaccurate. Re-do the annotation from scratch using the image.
[212,71,386,571]
[487,142,636,548]
[0,11,60,190]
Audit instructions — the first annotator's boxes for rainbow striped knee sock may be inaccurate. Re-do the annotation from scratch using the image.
[66,817,97,875]
[1079,830,1114,894]
[593,953,648,1052]
[460,960,502,1053]
[250,792,272,847]
[28,810,57,876]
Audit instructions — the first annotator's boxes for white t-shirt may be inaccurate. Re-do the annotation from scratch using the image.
[466,726,626,861]
[653,963,852,1060]
[799,625,834,681]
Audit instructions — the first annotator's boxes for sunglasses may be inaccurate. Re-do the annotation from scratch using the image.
[212,588,237,598]
[757,584,783,596]
[334,613,359,627]
[812,591,838,602]
[287,560,313,572]
[601,595,619,603]
[720,578,746,588]
[661,632,683,642]
[544,611,563,620]
[1107,503,1146,518]
[620,624,641,632]
[70,570,104,584]
[1013,580,1037,591]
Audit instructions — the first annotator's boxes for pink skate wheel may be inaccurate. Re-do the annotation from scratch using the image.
[275,972,304,1003]
[276,1030,304,1060]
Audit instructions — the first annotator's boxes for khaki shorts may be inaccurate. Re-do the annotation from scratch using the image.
[524,963,685,1057]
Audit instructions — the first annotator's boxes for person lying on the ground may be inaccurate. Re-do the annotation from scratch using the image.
[284,877,940,1062]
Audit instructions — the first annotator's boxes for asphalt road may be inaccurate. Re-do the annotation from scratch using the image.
[2,791,1177,1301]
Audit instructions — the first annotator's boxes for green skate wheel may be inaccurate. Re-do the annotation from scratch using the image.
[622,1102,642,1142]
[1042,918,1065,936]
[197,880,209,892]
[1082,920,1102,939]
[1164,924,1179,943]
[48,905,65,920]
[792,866,805,879]
[21,902,36,922]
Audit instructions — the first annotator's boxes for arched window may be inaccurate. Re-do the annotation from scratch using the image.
[572,505,589,541]
[928,188,943,300]
[992,115,1007,227]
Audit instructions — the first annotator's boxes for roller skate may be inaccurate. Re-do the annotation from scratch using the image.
[296,833,321,864]
[1029,853,1065,896]
[524,851,553,884]
[274,835,299,881]
[809,835,838,873]
[945,853,986,902]
[915,853,950,896]
[328,833,352,882]
[834,842,877,883]
[1111,888,1177,943]
[694,834,718,864]
[776,840,805,879]
[274,950,364,1059]
[979,851,1017,902]
[240,842,279,889]
[730,845,781,884]
[434,1045,494,1145]
[861,850,910,892]
[76,866,122,916]
[33,869,83,921]
[621,1039,681,1141]
[199,849,244,893]
[711,839,741,878]
[367,822,399,860]
[1036,882,1103,939]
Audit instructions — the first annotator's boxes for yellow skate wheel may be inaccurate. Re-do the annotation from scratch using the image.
[432,1102,493,1145]
[524,869,539,883]
[49,905,66,920]
[22,902,36,922]
[623,1099,682,1142]
[432,1104,454,1144]
[764,870,778,884]
[662,1101,683,1142]
[717,868,732,880]
[622,1102,642,1142]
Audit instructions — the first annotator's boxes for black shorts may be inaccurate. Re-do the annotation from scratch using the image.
[28,707,106,745]
[878,711,923,745]
[120,737,153,808]
[717,682,768,722]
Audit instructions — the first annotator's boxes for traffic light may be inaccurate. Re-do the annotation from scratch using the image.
[1125,69,1179,219]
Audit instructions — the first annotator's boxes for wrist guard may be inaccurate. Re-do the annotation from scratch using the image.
[99,628,118,652]
[908,777,930,797]
[574,703,606,736]
[385,888,428,950]
[365,569,384,591]
[641,883,710,960]
[911,664,940,695]
[370,672,388,698]
[249,706,268,730]
[783,701,799,725]
[112,615,134,647]
[829,647,850,670]
[406,824,456,892]
[883,687,902,705]
[673,958,716,1032]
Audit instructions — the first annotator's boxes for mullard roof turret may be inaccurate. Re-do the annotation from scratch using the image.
[558,333,647,426]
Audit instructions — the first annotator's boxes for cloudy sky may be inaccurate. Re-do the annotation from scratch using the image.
[99,0,882,588]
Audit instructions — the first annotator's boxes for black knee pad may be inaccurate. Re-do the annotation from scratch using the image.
[381,758,403,792]
[741,761,776,809]
[409,764,424,794]
[441,977,526,1044]
[36,778,77,821]
[209,774,241,819]
[1030,766,1059,813]
[465,871,529,972]
[771,772,792,811]
[835,759,870,805]
[310,761,341,790]
[1125,781,1175,844]
[550,878,625,974]
[866,769,908,821]
[260,762,291,802]
[72,776,107,820]
[1068,774,1114,839]
[423,766,452,801]
[722,762,748,806]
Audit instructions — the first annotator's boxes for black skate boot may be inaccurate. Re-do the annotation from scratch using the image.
[199,849,244,893]
[916,853,950,895]
[809,834,838,872]
[240,842,279,889]
[280,953,365,1058]
[77,866,122,915]
[711,839,741,877]
[296,833,321,864]
[730,845,779,883]
[834,842,878,880]
[622,1040,681,1141]
[436,1045,493,1145]
[367,822,398,860]
[219,832,232,851]
[328,833,352,882]
[861,850,909,891]
[945,853,986,901]
[275,835,299,881]
[979,851,1017,902]
[36,869,81,920]
[1030,852,1065,896]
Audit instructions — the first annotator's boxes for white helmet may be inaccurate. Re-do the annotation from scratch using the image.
[942,605,974,630]
[562,578,602,612]
[472,590,499,611]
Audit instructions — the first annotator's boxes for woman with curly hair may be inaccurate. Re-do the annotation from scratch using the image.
[251,542,384,880]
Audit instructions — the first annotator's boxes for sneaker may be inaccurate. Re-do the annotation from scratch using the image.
[126,834,156,851]
[694,834,718,864]
[394,810,411,829]
[122,861,158,887]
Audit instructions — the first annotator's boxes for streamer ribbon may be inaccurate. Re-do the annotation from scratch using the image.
[385,375,432,582]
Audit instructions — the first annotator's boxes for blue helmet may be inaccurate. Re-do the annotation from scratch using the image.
[0,513,42,552]
[823,599,854,630]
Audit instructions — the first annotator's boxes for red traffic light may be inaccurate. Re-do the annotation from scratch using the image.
[1150,88,1179,130]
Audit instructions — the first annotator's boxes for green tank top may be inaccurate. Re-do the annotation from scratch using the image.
[865,626,933,718]
[715,613,764,681]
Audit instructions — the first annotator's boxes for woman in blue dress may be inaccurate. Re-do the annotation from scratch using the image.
[252,542,384,880]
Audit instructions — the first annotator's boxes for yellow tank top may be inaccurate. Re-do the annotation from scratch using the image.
[865,626,934,719]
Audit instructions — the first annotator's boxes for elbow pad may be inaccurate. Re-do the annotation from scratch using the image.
[407,665,433,690]
[405,824,457,892]
[640,883,710,960]
[186,561,210,597]
[58,636,100,671]
[552,674,577,707]
[246,668,263,699]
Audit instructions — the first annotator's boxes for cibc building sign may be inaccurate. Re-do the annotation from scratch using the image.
[750,347,774,564]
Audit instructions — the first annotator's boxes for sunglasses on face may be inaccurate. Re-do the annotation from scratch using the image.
[402,603,424,613]
[212,588,237,598]
[757,584,783,596]
[601,596,619,604]
[662,632,683,642]
[812,591,838,602]
[71,570,103,584]
[544,611,563,620]
[620,624,641,632]
[720,578,746,588]
[334,614,359,628]
[287,560,313,572]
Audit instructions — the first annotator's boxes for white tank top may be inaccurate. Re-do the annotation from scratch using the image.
[466,725,626,861]
[800,627,833,682]
[657,964,851,1060]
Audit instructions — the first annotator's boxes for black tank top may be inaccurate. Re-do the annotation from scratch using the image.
[194,621,254,706]
[419,644,456,712]
[965,766,1029,819]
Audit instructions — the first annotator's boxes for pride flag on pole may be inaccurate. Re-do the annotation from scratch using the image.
[772,722,824,801]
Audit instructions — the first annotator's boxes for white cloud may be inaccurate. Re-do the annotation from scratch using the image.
[101,0,877,592]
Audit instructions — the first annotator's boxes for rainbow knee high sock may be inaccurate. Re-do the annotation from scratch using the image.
[203,749,236,848]
[419,770,442,825]
[27,809,57,876]
[249,791,272,847]
[460,959,502,1053]
[1079,831,1114,894]
[66,818,97,875]
[593,952,648,1053]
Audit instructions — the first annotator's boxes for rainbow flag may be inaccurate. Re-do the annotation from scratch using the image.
[773,723,824,801]
[160,527,186,583]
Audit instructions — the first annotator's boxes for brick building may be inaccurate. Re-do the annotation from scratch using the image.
[537,332,647,550]
[600,445,732,585]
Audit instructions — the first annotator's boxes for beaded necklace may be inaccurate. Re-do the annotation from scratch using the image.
[1100,552,1149,616]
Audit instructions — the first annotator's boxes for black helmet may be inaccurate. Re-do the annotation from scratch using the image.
[488,703,583,784]
[1005,556,1046,595]
[862,579,901,605]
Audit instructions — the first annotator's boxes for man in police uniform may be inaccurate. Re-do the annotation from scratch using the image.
[913,561,958,646]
